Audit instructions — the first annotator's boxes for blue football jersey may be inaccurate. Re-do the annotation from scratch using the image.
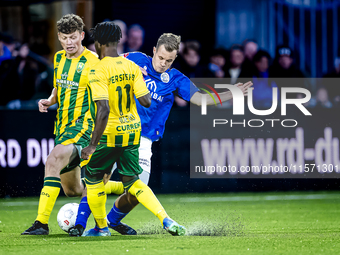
[124,52,199,141]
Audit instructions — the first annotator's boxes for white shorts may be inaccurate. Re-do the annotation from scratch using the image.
[112,136,152,185]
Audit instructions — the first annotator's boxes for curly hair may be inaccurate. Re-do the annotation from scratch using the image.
[156,33,181,53]
[57,14,84,34]
[90,21,122,45]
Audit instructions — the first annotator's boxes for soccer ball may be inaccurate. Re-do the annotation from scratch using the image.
[57,203,79,232]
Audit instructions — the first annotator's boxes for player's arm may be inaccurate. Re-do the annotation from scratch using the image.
[38,88,58,113]
[133,62,151,108]
[39,52,59,113]
[81,100,109,160]
[81,66,110,160]
[137,94,151,108]
[190,81,253,106]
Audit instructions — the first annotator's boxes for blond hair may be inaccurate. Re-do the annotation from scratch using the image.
[156,33,181,53]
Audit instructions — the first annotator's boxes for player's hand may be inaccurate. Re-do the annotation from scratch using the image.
[139,66,148,76]
[38,99,51,113]
[235,81,253,96]
[81,145,96,160]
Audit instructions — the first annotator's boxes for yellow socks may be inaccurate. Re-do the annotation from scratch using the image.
[105,181,124,195]
[128,179,168,223]
[36,177,61,224]
[86,181,107,229]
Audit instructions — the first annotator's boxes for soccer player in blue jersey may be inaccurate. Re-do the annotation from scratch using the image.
[72,33,252,236]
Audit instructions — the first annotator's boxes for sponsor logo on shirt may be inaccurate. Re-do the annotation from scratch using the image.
[61,72,68,80]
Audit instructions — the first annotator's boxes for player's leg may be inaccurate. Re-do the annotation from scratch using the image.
[83,176,109,237]
[106,137,151,234]
[81,145,120,237]
[106,177,139,235]
[106,141,150,231]
[70,165,125,237]
[70,172,112,236]
[136,136,153,185]
[22,144,78,235]
[105,136,152,194]
[72,140,150,236]
[72,139,151,236]
[109,144,186,236]
[127,177,186,236]
[60,165,84,197]
[105,165,125,195]
[104,188,139,235]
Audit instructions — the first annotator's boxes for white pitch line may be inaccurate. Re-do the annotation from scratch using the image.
[1,194,339,207]
[0,200,78,207]
[168,194,340,203]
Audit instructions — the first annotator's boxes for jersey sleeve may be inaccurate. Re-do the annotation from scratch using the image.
[122,52,145,66]
[175,75,200,101]
[132,64,149,98]
[88,66,109,101]
[53,53,57,88]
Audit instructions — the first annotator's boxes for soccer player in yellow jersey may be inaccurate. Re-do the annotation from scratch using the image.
[72,21,185,237]
[22,14,100,235]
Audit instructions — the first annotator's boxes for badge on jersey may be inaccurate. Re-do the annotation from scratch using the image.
[76,62,85,73]
[161,72,170,83]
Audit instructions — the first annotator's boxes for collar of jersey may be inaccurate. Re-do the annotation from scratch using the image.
[64,46,88,60]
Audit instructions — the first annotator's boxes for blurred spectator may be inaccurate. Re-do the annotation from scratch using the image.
[208,48,227,78]
[269,45,304,92]
[251,50,279,108]
[0,33,12,65]
[323,56,340,106]
[112,19,127,54]
[178,42,185,55]
[173,40,203,107]
[30,43,52,62]
[253,50,271,78]
[242,39,258,75]
[0,43,39,107]
[1,32,16,54]
[269,46,304,79]
[243,39,258,62]
[126,24,144,52]
[224,44,251,84]
[83,29,96,53]
[315,87,332,108]
[173,40,212,107]
[324,57,340,78]
[176,40,210,78]
[28,43,54,101]
[297,92,316,108]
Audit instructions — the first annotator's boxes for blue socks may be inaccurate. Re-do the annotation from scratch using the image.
[75,196,91,229]
[107,203,129,227]
[76,197,130,229]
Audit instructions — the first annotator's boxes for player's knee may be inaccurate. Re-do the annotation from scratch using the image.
[103,173,112,185]
[127,192,139,207]
[46,148,64,166]
[45,156,60,176]
[45,154,56,167]
[64,188,79,197]
[81,187,87,197]
[63,183,83,197]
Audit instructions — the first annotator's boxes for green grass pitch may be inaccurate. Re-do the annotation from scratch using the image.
[0,191,340,255]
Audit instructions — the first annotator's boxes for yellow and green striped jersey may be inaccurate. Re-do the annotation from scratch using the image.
[89,56,149,147]
[53,47,99,137]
